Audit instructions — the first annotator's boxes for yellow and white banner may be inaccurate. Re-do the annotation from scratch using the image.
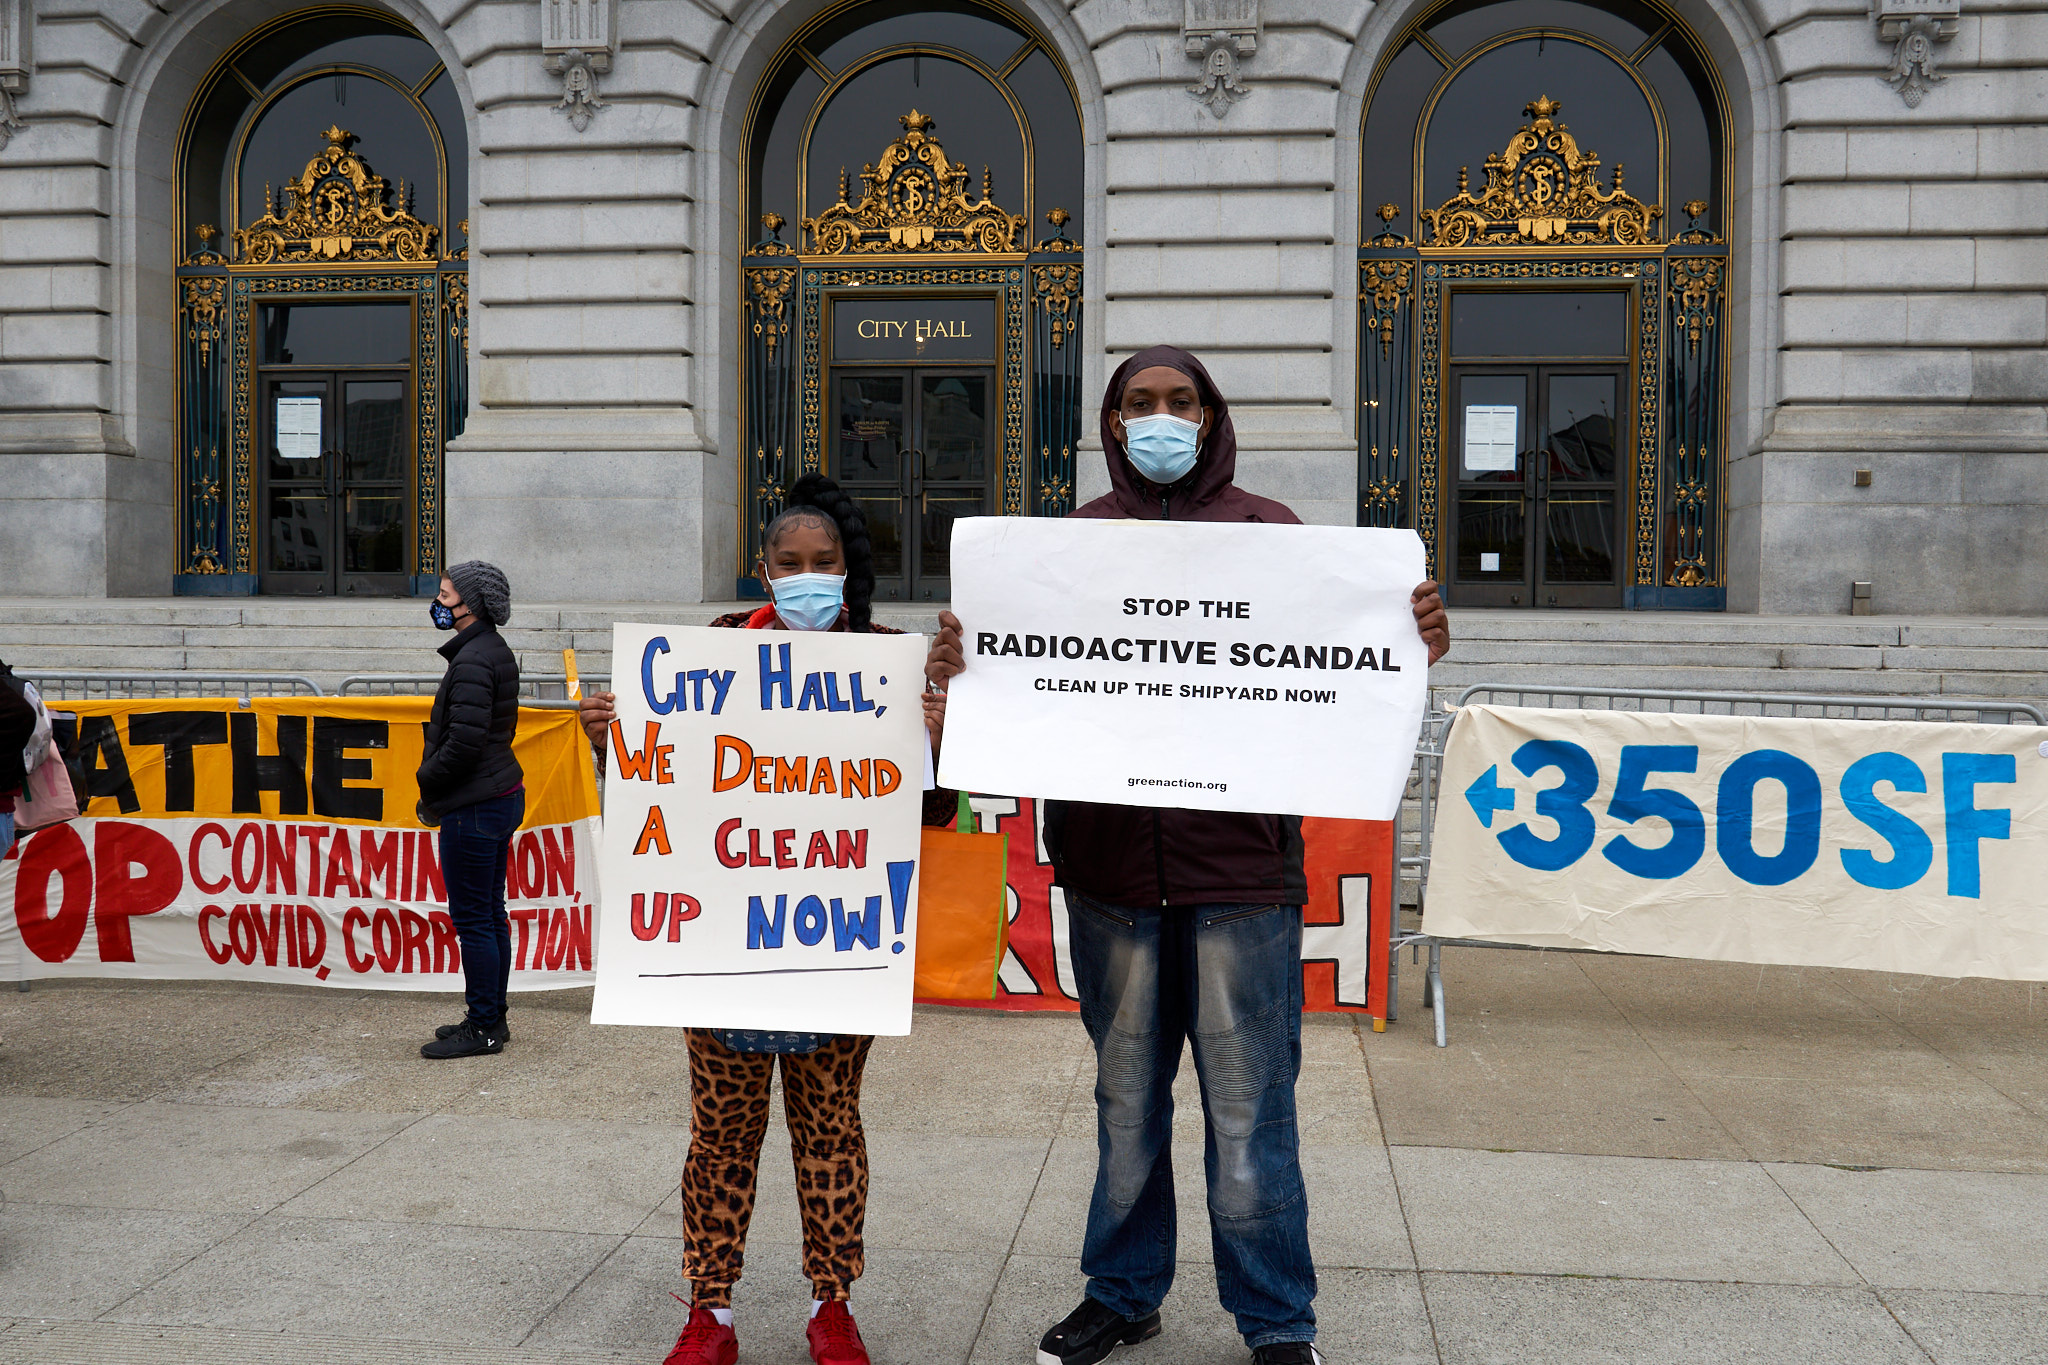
[1,697,601,989]
[1425,705,2048,980]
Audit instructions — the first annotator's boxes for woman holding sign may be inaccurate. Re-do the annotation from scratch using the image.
[579,474,952,1365]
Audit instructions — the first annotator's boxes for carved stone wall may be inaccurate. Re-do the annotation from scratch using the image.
[0,0,2043,612]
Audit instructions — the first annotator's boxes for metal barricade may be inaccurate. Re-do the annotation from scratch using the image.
[1392,685,2048,1048]
[22,670,324,699]
[337,672,609,701]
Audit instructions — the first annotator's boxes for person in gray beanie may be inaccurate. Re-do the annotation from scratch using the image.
[445,559,511,627]
[417,561,523,1058]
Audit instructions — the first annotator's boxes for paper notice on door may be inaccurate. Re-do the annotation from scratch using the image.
[275,396,322,459]
[1463,405,1519,472]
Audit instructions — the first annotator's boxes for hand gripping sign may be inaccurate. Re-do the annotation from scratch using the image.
[1426,705,2048,980]
[938,518,1430,820]
[591,624,930,1035]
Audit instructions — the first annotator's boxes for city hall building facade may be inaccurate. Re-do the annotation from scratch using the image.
[0,0,2042,615]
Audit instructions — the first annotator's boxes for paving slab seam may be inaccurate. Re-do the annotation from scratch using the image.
[1753,1159,1945,1362]
[964,1049,1083,1359]
[87,1109,440,1324]
[1825,971,2048,1122]
[1414,1266,1925,1291]
[1353,1017,1450,1365]
[514,1232,635,1350]
[1805,966,2041,1110]
[1573,956,2048,1173]
[1566,955,1759,1162]
[0,1093,152,1173]
[0,1318,643,1364]
[164,1208,674,1242]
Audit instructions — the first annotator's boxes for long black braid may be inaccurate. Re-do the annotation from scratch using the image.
[764,473,875,632]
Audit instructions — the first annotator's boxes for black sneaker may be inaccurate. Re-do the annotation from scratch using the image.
[434,1015,510,1042]
[1037,1297,1160,1365]
[1250,1345,1323,1365]
[420,1019,504,1059]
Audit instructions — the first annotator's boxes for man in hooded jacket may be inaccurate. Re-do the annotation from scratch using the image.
[926,347,1449,1365]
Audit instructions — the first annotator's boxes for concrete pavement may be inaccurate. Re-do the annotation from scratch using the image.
[2,948,2045,1364]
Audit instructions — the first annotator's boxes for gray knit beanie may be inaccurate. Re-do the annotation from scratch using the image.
[445,560,511,626]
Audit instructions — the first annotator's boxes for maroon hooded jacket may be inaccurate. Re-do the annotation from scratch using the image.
[1041,346,1308,909]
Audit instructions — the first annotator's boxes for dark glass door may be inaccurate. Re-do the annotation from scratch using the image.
[832,367,996,602]
[1448,366,1625,607]
[258,372,412,595]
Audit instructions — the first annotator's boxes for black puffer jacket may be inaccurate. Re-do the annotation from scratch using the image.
[0,663,36,795]
[417,621,522,816]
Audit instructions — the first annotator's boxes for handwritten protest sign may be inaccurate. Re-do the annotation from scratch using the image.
[938,518,1429,820]
[592,624,930,1034]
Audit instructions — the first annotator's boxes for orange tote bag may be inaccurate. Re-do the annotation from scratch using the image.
[913,794,1010,1001]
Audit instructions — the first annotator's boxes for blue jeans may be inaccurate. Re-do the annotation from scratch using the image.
[439,790,524,1027]
[1068,894,1315,1348]
[0,810,13,856]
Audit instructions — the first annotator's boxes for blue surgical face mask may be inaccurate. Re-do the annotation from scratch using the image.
[1122,412,1202,486]
[430,601,458,630]
[769,571,847,632]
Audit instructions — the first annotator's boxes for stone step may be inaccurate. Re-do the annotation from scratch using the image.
[3,599,2043,705]
[1427,663,2034,702]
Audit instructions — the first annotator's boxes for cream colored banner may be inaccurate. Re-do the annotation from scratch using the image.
[1425,705,2048,980]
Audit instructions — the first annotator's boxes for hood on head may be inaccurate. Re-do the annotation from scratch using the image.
[1098,345,1238,517]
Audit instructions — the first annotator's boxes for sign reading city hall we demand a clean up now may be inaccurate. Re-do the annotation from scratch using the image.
[938,519,1431,821]
[592,625,930,1035]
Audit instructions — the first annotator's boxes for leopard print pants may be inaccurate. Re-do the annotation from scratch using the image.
[681,1028,873,1307]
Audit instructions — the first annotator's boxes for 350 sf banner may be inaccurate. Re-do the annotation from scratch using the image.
[0,698,602,989]
[1425,705,2048,980]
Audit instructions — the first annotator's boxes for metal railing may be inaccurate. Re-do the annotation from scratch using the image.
[337,673,609,701]
[1447,685,2045,726]
[22,670,324,698]
[1393,684,2048,1048]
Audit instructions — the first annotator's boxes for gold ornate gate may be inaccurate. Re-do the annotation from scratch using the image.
[1359,94,1728,608]
[739,110,1082,597]
[175,129,467,594]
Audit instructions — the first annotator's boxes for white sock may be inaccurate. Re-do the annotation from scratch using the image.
[810,1299,825,1319]
[709,1307,733,1327]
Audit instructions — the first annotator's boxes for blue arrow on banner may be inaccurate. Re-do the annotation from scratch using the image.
[1465,765,1516,828]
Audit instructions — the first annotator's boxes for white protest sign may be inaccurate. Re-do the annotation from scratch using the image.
[592,624,930,1034]
[1426,705,2048,980]
[938,518,1429,820]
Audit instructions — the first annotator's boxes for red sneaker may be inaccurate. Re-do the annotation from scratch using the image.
[662,1304,738,1365]
[806,1299,872,1365]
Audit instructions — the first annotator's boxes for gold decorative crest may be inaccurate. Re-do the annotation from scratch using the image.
[801,110,1028,256]
[1420,97,1662,248]
[233,126,439,265]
